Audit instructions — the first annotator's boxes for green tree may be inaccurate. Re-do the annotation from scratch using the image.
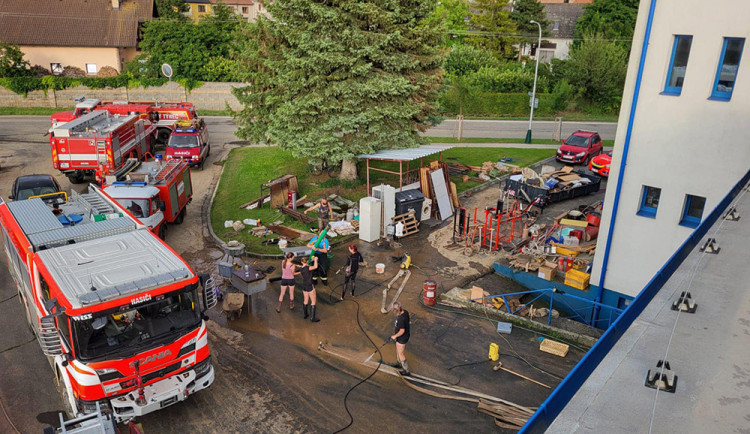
[574,0,639,49]
[233,0,444,180]
[425,0,471,46]
[510,0,550,37]
[565,34,627,109]
[155,0,189,20]
[0,42,30,77]
[467,0,518,58]
[125,3,241,81]
[444,44,500,76]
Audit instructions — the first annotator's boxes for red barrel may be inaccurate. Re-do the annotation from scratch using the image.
[423,280,437,306]
[586,212,601,227]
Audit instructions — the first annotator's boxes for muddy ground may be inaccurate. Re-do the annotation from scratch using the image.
[0,116,591,433]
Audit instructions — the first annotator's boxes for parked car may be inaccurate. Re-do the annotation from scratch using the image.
[9,174,63,202]
[589,151,613,177]
[556,131,603,165]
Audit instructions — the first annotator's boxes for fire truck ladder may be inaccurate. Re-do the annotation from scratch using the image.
[75,190,115,215]
[154,160,182,183]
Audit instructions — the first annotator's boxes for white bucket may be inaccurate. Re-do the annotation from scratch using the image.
[375,263,385,274]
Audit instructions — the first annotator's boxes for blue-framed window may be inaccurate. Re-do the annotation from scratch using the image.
[710,37,745,101]
[680,194,706,228]
[637,185,661,218]
[663,35,693,95]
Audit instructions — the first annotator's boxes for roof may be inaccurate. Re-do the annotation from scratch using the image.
[215,0,255,5]
[0,0,154,48]
[544,3,585,39]
[357,146,454,161]
[549,189,750,432]
[37,230,193,309]
[104,185,161,199]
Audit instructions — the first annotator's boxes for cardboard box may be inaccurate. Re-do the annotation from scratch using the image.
[538,266,556,281]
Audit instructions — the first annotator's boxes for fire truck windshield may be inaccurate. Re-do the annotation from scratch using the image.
[118,198,150,218]
[168,135,199,148]
[72,287,200,361]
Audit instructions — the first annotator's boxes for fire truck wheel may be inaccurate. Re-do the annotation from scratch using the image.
[159,223,168,240]
[66,172,85,184]
[56,370,77,419]
[21,294,35,336]
[175,208,186,225]
[206,144,211,157]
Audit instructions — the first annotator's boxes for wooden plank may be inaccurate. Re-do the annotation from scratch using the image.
[294,195,308,207]
[560,218,588,228]
[239,194,269,209]
[430,168,453,221]
[266,225,300,239]
[280,206,315,223]
[288,176,298,194]
[449,182,460,208]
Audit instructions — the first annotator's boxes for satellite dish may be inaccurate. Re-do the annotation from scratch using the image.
[161,63,173,79]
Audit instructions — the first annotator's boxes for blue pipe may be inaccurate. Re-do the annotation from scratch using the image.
[593,0,660,323]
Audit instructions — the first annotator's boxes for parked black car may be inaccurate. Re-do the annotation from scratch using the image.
[10,174,63,202]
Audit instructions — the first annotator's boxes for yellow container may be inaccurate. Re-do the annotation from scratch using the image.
[554,246,580,257]
[565,268,590,290]
[489,343,499,361]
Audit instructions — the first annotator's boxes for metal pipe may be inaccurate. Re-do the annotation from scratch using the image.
[524,20,542,144]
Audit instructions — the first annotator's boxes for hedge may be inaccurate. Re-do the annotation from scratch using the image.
[0,75,203,97]
[439,89,555,117]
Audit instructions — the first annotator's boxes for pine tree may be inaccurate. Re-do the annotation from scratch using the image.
[467,0,518,58]
[233,0,444,180]
[510,0,550,37]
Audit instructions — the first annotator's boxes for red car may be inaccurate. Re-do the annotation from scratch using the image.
[589,151,612,177]
[556,130,603,165]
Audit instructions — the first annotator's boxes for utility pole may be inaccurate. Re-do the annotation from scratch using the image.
[525,20,542,144]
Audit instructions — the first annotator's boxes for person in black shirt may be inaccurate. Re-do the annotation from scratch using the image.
[341,244,364,300]
[296,256,320,322]
[389,302,410,375]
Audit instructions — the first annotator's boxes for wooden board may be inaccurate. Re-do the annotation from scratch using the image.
[560,218,588,228]
[449,182,460,208]
[430,168,453,221]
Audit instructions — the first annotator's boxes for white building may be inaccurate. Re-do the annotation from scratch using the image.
[590,0,750,306]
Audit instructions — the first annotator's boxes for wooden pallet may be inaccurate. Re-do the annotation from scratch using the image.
[392,210,419,237]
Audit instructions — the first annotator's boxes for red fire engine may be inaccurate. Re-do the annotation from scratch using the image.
[104,159,193,240]
[0,186,217,420]
[50,110,156,185]
[51,98,199,144]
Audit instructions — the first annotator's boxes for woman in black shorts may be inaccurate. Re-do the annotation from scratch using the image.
[277,252,297,313]
[297,256,320,322]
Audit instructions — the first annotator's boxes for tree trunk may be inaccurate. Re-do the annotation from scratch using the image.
[339,158,357,181]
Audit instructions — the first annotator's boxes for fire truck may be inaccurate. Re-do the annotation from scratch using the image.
[50,110,156,185]
[0,186,217,420]
[104,159,193,240]
[165,119,211,169]
[51,98,199,144]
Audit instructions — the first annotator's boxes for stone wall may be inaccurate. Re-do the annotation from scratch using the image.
[0,81,244,111]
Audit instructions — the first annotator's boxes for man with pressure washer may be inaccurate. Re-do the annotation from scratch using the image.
[389,301,410,376]
[306,232,330,286]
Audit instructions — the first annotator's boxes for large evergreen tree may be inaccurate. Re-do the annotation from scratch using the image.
[510,0,550,37]
[233,0,444,179]
[467,0,518,58]
[574,0,639,50]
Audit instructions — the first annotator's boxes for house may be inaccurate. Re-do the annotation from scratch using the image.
[0,0,154,75]
[185,0,213,23]
[540,2,586,60]
[523,0,750,431]
[219,0,270,23]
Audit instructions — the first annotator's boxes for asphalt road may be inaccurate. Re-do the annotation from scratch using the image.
[424,118,618,140]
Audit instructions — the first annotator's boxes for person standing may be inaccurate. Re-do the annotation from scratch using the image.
[277,252,297,313]
[296,256,321,322]
[304,198,331,232]
[389,302,410,375]
[341,244,364,300]
[306,233,329,286]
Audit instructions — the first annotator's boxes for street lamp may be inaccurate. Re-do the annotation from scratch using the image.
[525,20,542,144]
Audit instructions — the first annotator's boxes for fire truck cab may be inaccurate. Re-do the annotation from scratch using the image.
[50,97,103,128]
[0,187,217,421]
[104,159,193,240]
[165,119,210,169]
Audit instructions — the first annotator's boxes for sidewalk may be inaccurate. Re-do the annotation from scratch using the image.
[432,142,614,150]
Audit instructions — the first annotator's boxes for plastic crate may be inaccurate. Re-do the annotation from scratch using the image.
[540,338,570,358]
[564,268,590,290]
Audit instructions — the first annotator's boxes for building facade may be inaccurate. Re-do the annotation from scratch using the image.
[590,0,750,303]
[221,0,269,22]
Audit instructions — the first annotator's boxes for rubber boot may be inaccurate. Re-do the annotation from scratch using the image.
[276,301,282,313]
[310,305,320,322]
[303,303,309,319]
[350,280,356,296]
[289,299,295,310]
[399,360,410,376]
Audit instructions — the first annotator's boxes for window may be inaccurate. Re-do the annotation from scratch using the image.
[552,22,560,32]
[85,63,97,75]
[680,194,706,228]
[711,37,745,100]
[663,35,692,95]
[242,6,249,13]
[198,5,206,12]
[638,186,661,218]
[50,63,63,75]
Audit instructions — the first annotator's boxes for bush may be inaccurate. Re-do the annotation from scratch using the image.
[551,79,575,112]
[97,66,119,78]
[439,90,555,117]
[29,65,50,77]
[444,44,500,76]
[463,66,549,93]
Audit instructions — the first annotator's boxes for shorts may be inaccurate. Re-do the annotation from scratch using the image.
[396,336,409,345]
[280,278,295,286]
[302,283,315,292]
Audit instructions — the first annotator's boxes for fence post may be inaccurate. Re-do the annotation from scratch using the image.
[51,88,57,108]
[554,117,563,141]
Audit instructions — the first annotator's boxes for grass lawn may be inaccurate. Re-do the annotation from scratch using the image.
[213,146,555,253]
[0,107,71,115]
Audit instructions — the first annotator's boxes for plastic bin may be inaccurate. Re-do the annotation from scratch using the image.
[395,190,425,221]
[564,268,591,290]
